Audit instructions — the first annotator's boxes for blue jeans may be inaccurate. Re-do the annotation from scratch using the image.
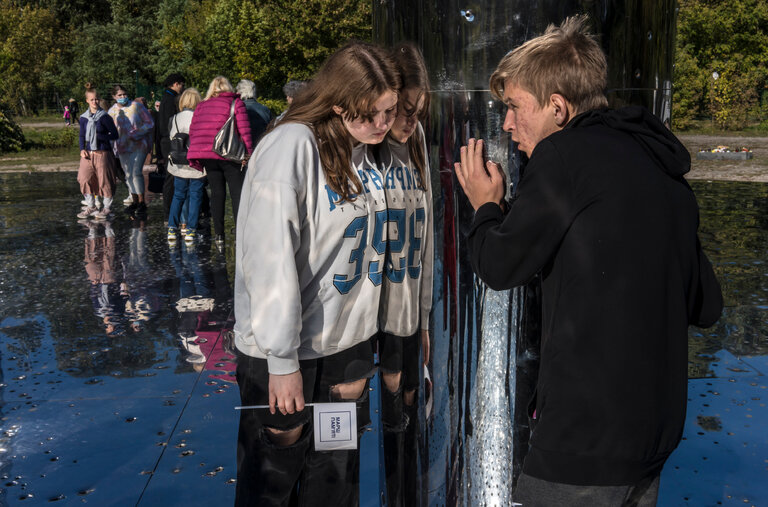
[118,150,147,196]
[168,177,204,231]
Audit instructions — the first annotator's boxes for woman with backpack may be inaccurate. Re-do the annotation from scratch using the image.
[167,88,204,244]
[186,76,253,250]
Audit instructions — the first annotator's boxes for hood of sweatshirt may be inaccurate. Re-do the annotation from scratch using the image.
[566,106,691,179]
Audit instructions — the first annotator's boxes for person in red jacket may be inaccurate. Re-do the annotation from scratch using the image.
[187,76,253,249]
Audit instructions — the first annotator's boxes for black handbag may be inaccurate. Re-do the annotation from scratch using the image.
[148,169,165,193]
[168,115,190,166]
[212,99,246,162]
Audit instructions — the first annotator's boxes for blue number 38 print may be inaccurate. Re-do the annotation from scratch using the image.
[333,208,425,294]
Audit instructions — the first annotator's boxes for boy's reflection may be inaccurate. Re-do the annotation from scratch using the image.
[83,221,126,336]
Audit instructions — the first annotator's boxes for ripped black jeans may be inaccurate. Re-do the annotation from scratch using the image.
[377,331,423,507]
[235,337,375,507]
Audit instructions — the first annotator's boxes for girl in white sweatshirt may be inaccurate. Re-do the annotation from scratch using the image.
[377,42,434,506]
[233,41,402,505]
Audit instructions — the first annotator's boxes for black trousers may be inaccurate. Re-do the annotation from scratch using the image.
[378,332,422,507]
[157,138,173,221]
[514,472,661,507]
[202,159,244,236]
[235,339,375,507]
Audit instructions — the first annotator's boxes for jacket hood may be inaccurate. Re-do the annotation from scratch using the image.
[566,106,690,179]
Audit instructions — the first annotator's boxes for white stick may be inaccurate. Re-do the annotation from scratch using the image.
[235,404,317,410]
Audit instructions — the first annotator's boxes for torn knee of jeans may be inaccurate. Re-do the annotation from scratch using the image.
[261,422,308,448]
[382,371,403,393]
[329,377,370,403]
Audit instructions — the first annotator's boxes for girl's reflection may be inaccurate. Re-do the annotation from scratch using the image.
[121,220,160,332]
[83,220,125,336]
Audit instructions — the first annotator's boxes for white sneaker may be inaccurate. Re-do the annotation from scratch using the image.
[94,198,103,210]
[123,196,134,206]
[92,208,112,220]
[77,207,97,219]
[81,198,89,206]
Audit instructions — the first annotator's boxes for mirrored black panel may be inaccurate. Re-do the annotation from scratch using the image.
[373,1,677,503]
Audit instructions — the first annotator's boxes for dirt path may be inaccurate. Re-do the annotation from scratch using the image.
[19,122,78,129]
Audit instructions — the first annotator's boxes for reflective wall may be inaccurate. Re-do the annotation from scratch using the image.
[373,1,677,504]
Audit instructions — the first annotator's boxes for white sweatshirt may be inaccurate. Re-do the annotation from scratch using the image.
[234,122,388,374]
[378,124,434,336]
[167,110,205,179]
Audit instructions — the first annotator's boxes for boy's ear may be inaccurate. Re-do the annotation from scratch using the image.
[550,93,573,127]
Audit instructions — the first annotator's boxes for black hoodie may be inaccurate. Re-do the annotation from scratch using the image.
[468,106,723,486]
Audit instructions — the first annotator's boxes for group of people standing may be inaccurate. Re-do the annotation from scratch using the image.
[75,72,273,251]
[76,82,155,221]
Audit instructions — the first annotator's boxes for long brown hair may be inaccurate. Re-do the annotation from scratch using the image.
[391,42,430,188]
[279,41,401,202]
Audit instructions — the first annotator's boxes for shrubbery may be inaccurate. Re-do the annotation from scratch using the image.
[0,110,25,152]
[40,128,79,149]
[673,0,768,130]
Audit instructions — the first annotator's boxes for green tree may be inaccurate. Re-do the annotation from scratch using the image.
[0,1,61,114]
[673,0,768,129]
[1,0,372,114]
[62,21,157,99]
[0,109,25,152]
[153,0,371,98]
[235,0,372,96]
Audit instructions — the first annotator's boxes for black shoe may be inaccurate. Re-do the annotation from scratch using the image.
[125,202,138,215]
[135,202,148,218]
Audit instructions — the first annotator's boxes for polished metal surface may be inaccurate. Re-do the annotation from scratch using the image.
[374,1,677,504]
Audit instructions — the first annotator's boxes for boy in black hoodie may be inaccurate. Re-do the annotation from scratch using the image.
[454,15,723,506]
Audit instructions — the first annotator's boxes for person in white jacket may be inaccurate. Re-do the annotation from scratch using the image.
[377,42,434,506]
[166,88,204,244]
[233,41,402,505]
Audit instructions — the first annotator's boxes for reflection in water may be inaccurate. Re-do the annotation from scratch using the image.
[83,220,123,336]
[169,243,235,381]
[689,181,768,377]
[122,221,159,333]
[0,171,239,505]
[0,169,766,503]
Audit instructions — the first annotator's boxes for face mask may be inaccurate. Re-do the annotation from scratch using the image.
[116,97,130,106]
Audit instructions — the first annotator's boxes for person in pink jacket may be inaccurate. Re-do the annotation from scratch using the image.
[187,76,253,249]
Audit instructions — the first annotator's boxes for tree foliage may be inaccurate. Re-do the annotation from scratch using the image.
[0,109,25,152]
[0,1,61,115]
[673,0,768,129]
[0,0,371,115]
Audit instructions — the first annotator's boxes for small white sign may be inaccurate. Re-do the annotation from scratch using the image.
[313,402,357,451]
